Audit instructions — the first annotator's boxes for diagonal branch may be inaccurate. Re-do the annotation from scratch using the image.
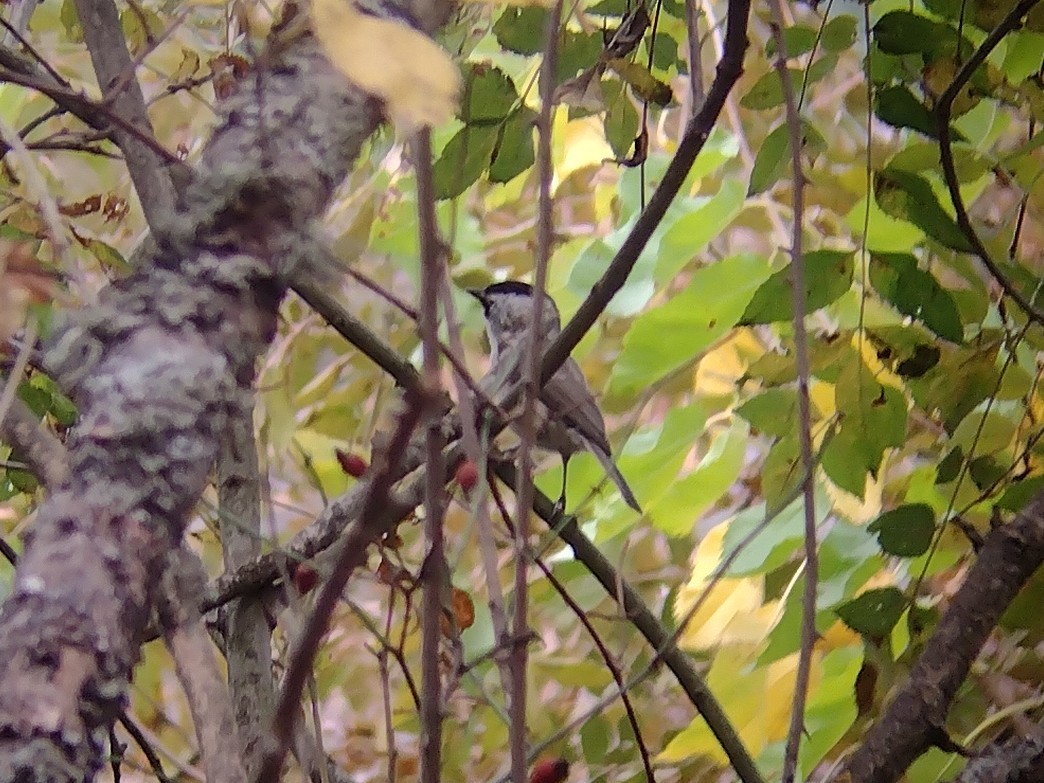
[540,0,752,384]
[842,491,1044,783]
[934,0,1044,329]
[72,0,183,227]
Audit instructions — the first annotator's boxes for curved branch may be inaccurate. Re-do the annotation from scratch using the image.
[842,491,1044,783]
[540,0,752,383]
[934,0,1044,328]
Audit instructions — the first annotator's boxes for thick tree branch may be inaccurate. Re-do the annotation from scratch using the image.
[72,0,183,227]
[843,491,1044,783]
[218,403,277,779]
[0,0,446,771]
[953,736,1044,783]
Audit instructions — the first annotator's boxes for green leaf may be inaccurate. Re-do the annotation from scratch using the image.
[657,181,746,278]
[748,124,789,196]
[873,11,941,55]
[120,6,162,56]
[59,0,83,42]
[741,59,835,110]
[873,169,974,253]
[606,59,673,106]
[736,388,799,438]
[460,64,519,125]
[836,587,906,638]
[722,496,807,576]
[869,253,964,342]
[868,504,936,557]
[761,435,802,507]
[834,357,907,477]
[611,254,771,397]
[821,424,871,498]
[765,26,819,58]
[872,11,971,60]
[740,250,854,324]
[821,16,858,52]
[557,31,603,85]
[488,108,535,183]
[875,86,941,140]
[432,126,499,200]
[602,81,641,159]
[997,475,1044,512]
[747,120,827,196]
[651,421,749,537]
[493,7,546,55]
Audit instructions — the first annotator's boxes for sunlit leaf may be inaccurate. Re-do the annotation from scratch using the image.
[740,57,834,110]
[611,254,772,397]
[312,0,460,131]
[765,25,818,58]
[873,169,974,253]
[821,15,857,52]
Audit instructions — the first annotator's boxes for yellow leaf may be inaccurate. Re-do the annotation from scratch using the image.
[674,524,780,651]
[658,651,823,764]
[311,0,460,131]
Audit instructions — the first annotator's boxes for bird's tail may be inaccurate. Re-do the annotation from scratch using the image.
[588,442,642,513]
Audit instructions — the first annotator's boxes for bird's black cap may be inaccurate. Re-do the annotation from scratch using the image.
[467,280,533,312]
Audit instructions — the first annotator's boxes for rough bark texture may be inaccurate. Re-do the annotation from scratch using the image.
[842,491,1044,783]
[953,736,1044,783]
[0,19,415,777]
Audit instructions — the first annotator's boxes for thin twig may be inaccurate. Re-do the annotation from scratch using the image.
[0,15,69,87]
[258,385,433,783]
[493,461,768,783]
[509,3,565,781]
[540,0,752,384]
[414,126,447,783]
[765,6,818,782]
[488,480,655,783]
[934,0,1044,329]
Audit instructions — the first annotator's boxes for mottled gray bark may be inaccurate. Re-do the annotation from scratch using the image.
[0,9,448,774]
[219,405,278,779]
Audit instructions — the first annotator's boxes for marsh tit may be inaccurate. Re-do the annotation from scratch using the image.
[469,281,641,513]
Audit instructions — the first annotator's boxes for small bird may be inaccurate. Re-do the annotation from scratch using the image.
[469,281,641,513]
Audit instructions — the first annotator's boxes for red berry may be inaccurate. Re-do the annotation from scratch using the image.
[529,758,569,783]
[291,563,319,595]
[455,459,480,493]
[336,449,368,477]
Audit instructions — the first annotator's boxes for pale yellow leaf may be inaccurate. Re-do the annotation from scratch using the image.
[657,651,823,764]
[311,0,460,131]
[673,523,780,651]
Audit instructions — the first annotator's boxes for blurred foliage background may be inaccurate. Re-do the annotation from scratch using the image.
[1,0,1042,780]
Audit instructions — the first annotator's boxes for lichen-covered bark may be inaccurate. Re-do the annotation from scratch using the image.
[0,29,393,780]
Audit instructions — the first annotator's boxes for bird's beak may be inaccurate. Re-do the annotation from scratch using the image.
[467,288,485,304]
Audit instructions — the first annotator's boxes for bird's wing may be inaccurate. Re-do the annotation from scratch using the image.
[540,359,613,455]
